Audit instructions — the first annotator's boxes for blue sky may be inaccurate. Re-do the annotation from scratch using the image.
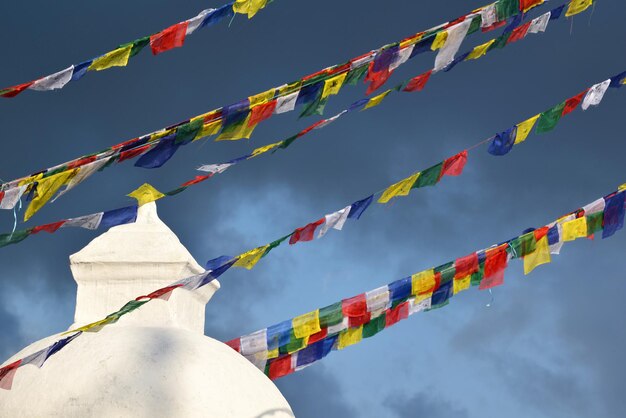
[0,1,625,417]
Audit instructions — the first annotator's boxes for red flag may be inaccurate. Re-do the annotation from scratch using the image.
[297,120,325,138]
[269,355,293,379]
[289,218,325,244]
[31,221,66,234]
[150,22,189,55]
[454,252,479,279]
[562,90,589,116]
[308,328,328,345]
[249,100,277,127]
[442,150,468,177]
[479,246,508,290]
[534,226,550,241]
[67,155,98,170]
[181,175,211,187]
[385,302,409,327]
[225,338,241,353]
[0,360,22,390]
[403,70,433,93]
[507,21,532,44]
[519,0,544,12]
[0,81,34,98]
[482,20,507,33]
[342,294,370,327]
[118,144,152,162]
[365,61,393,95]
[136,284,183,301]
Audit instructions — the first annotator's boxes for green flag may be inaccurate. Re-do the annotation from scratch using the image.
[536,102,566,133]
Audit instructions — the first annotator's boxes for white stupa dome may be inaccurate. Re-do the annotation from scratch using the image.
[0,202,294,418]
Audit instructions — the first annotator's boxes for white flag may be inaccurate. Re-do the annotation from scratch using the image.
[582,79,611,110]
[274,91,299,114]
[528,12,551,34]
[241,329,268,355]
[366,286,391,312]
[29,66,74,91]
[480,5,497,29]
[434,19,472,72]
[313,111,347,130]
[62,212,104,230]
[197,163,233,174]
[317,206,351,238]
[53,158,110,202]
[0,185,27,210]
[583,198,606,215]
[389,45,415,71]
[186,9,215,35]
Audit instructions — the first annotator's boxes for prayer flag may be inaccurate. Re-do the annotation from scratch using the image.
[89,45,133,71]
[366,286,391,312]
[292,310,321,339]
[322,73,347,99]
[520,0,544,13]
[134,135,180,169]
[389,277,412,304]
[582,80,611,110]
[389,45,414,71]
[54,159,110,199]
[562,217,587,241]
[442,150,468,176]
[268,355,293,379]
[234,245,270,270]
[274,91,299,114]
[363,314,386,338]
[536,102,566,133]
[0,360,21,390]
[24,170,77,221]
[348,195,373,220]
[30,66,74,91]
[453,275,471,294]
[197,163,233,174]
[523,236,551,274]
[431,280,453,307]
[403,70,432,92]
[479,246,508,289]
[127,183,165,206]
[250,142,282,158]
[318,206,351,238]
[565,0,593,17]
[378,172,420,203]
[562,90,588,116]
[603,192,625,239]
[454,253,479,279]
[528,12,551,33]
[195,119,222,140]
[431,31,448,51]
[100,206,138,229]
[150,22,189,55]
[201,4,235,29]
[480,4,498,29]
[186,9,214,35]
[434,19,472,72]
[488,127,517,156]
[496,0,520,20]
[386,302,409,327]
[0,81,34,98]
[507,21,531,43]
[363,89,392,110]
[32,221,66,234]
[514,114,540,144]
[414,163,443,188]
[71,60,92,81]
[337,326,363,350]
[342,294,370,327]
[0,185,27,210]
[62,213,103,230]
[289,219,325,244]
[411,269,437,296]
[466,39,496,60]
[249,101,277,126]
[233,0,268,18]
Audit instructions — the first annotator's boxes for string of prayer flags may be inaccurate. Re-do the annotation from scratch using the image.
[0,0,579,220]
[2,181,623,388]
[224,187,625,381]
[0,1,279,98]
[1,68,621,250]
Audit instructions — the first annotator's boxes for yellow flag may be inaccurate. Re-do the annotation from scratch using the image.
[565,0,593,17]
[216,115,256,141]
[267,347,279,359]
[378,172,420,203]
[453,276,471,295]
[364,89,392,110]
[233,0,268,18]
[67,316,118,334]
[523,236,551,274]
[322,73,348,99]
[249,88,276,107]
[411,269,436,296]
[431,30,448,50]
[619,183,626,192]
[24,169,77,221]
[194,119,222,141]
[515,114,540,144]
[562,217,588,241]
[400,33,423,49]
[292,310,321,339]
[250,141,282,158]
[466,39,495,60]
[337,325,363,350]
[276,81,302,96]
[127,183,165,206]
[233,245,269,270]
[89,45,133,71]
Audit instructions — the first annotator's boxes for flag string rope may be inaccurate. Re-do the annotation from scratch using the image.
[0,0,567,221]
[1,66,622,250]
[1,181,623,389]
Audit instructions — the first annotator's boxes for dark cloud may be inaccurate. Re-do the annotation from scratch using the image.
[384,392,469,418]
